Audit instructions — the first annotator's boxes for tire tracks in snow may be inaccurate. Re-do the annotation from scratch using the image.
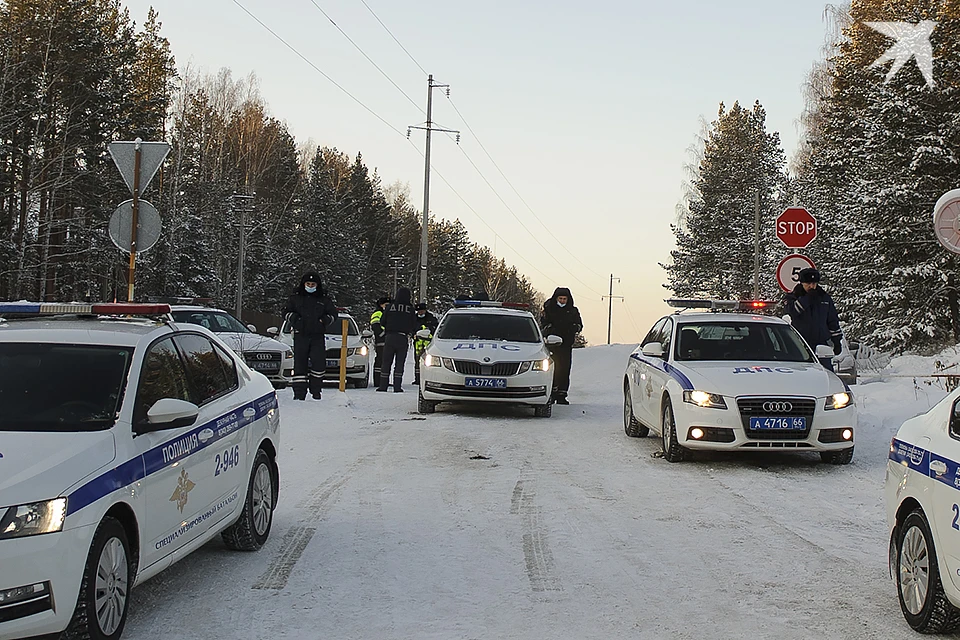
[512,466,562,594]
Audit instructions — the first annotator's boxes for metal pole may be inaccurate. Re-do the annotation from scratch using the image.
[419,75,434,303]
[607,274,614,345]
[127,138,142,302]
[236,197,245,319]
[753,190,760,299]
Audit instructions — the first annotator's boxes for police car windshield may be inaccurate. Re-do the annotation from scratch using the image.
[675,321,815,362]
[0,344,132,431]
[437,313,540,343]
[172,310,249,333]
[325,317,359,336]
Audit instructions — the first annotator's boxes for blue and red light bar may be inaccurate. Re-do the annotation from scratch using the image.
[665,299,777,312]
[453,299,530,309]
[0,302,171,315]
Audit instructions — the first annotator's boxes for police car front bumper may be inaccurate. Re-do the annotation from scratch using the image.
[420,366,552,405]
[0,524,94,637]
[673,397,856,452]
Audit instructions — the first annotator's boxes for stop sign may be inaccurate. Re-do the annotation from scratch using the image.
[776,207,817,248]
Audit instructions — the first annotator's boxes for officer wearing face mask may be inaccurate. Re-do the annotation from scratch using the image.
[283,271,337,400]
[540,287,582,404]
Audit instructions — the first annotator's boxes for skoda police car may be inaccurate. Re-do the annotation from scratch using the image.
[277,310,372,387]
[885,389,960,633]
[0,302,280,640]
[417,300,560,417]
[623,299,856,463]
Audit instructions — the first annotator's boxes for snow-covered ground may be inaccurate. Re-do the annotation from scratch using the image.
[121,344,956,639]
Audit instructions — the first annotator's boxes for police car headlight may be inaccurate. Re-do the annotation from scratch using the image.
[683,390,727,409]
[826,392,852,410]
[0,498,67,539]
[532,358,550,372]
[518,361,532,374]
[283,350,293,360]
[359,345,368,357]
[442,358,456,372]
[424,353,442,367]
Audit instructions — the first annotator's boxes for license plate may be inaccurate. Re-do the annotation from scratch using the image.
[464,377,507,389]
[326,359,339,368]
[749,416,806,430]
[250,361,279,371]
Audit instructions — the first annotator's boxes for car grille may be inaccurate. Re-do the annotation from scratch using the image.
[737,397,816,440]
[452,360,521,376]
[243,351,281,371]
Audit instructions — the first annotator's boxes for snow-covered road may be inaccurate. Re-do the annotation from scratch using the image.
[122,344,949,639]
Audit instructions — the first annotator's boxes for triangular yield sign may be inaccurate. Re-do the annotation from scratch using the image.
[108,141,171,196]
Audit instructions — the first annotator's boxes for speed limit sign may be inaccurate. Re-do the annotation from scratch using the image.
[776,254,816,292]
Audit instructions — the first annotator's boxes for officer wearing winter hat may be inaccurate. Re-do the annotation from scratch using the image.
[283,271,338,400]
[412,302,439,386]
[370,296,390,388]
[541,287,583,404]
[784,268,844,371]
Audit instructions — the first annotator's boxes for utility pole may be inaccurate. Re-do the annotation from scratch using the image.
[753,190,760,299]
[230,193,255,320]
[408,74,459,303]
[388,256,404,297]
[602,274,623,345]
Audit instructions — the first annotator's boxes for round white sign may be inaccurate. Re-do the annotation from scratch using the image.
[934,189,960,254]
[776,254,816,292]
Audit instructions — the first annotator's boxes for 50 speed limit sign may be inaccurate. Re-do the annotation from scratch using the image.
[776,254,816,292]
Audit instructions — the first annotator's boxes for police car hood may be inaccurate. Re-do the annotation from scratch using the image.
[681,361,843,397]
[325,333,364,349]
[0,431,116,506]
[429,339,549,361]
[216,332,288,354]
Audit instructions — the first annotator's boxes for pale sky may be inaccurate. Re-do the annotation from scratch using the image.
[124,0,832,346]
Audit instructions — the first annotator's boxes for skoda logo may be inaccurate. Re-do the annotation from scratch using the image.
[255,353,273,361]
[762,401,793,413]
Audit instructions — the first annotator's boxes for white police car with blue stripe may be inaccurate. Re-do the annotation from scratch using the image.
[885,389,960,633]
[0,302,280,640]
[623,300,856,463]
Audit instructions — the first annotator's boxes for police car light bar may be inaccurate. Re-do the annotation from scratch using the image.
[0,302,172,315]
[666,299,739,310]
[453,299,530,309]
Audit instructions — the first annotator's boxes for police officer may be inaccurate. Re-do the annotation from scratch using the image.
[784,268,843,371]
[370,296,390,388]
[412,302,439,386]
[540,287,583,404]
[283,271,337,400]
[377,287,416,392]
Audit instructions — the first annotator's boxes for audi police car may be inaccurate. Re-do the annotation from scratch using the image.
[0,302,280,640]
[276,310,372,387]
[417,300,560,417]
[623,299,856,463]
[885,388,960,633]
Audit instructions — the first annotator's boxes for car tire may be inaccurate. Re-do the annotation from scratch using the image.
[272,382,288,390]
[661,400,688,463]
[222,449,275,551]
[64,516,134,640]
[896,509,960,633]
[534,401,553,418]
[820,447,854,465]
[418,391,437,414]
[623,380,649,438]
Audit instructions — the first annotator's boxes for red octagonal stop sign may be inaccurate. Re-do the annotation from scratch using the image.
[776,207,817,249]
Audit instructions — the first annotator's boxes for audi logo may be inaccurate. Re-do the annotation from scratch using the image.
[255,353,274,361]
[762,401,793,413]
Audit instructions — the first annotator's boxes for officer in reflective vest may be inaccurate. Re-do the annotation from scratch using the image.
[412,302,439,386]
[370,296,390,388]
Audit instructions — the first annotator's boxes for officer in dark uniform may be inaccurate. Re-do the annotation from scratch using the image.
[283,271,337,400]
[540,287,583,404]
[377,287,416,392]
[370,296,390,388]
[784,267,843,371]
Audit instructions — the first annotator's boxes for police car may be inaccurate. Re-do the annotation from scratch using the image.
[0,302,280,640]
[623,299,856,463]
[417,300,561,417]
[885,389,960,633]
[276,310,372,387]
[170,305,294,389]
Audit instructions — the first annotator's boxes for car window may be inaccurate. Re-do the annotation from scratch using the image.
[642,319,666,347]
[326,316,360,336]
[174,333,237,405]
[437,313,540,342]
[136,337,191,423]
[951,398,960,441]
[172,310,250,334]
[0,343,132,432]
[674,321,815,362]
[658,318,674,356]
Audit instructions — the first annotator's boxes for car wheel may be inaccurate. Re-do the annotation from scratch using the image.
[222,449,276,551]
[820,447,854,465]
[418,391,437,414]
[64,516,133,640]
[534,401,553,418]
[272,382,288,390]
[896,509,960,633]
[623,380,649,438]
[661,400,688,463]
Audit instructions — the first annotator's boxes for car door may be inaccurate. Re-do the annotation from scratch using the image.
[646,317,675,426]
[631,318,666,427]
[929,397,960,590]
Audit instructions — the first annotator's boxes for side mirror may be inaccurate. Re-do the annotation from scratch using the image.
[416,329,432,339]
[641,342,664,358]
[361,329,373,339]
[246,324,258,333]
[815,345,835,358]
[545,334,563,346]
[137,398,199,434]
[266,326,279,336]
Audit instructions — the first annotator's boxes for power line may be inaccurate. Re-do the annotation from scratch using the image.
[357,0,428,76]
[306,0,424,115]
[616,280,644,340]
[231,0,406,138]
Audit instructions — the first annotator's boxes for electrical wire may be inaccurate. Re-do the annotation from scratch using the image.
[357,0,428,77]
